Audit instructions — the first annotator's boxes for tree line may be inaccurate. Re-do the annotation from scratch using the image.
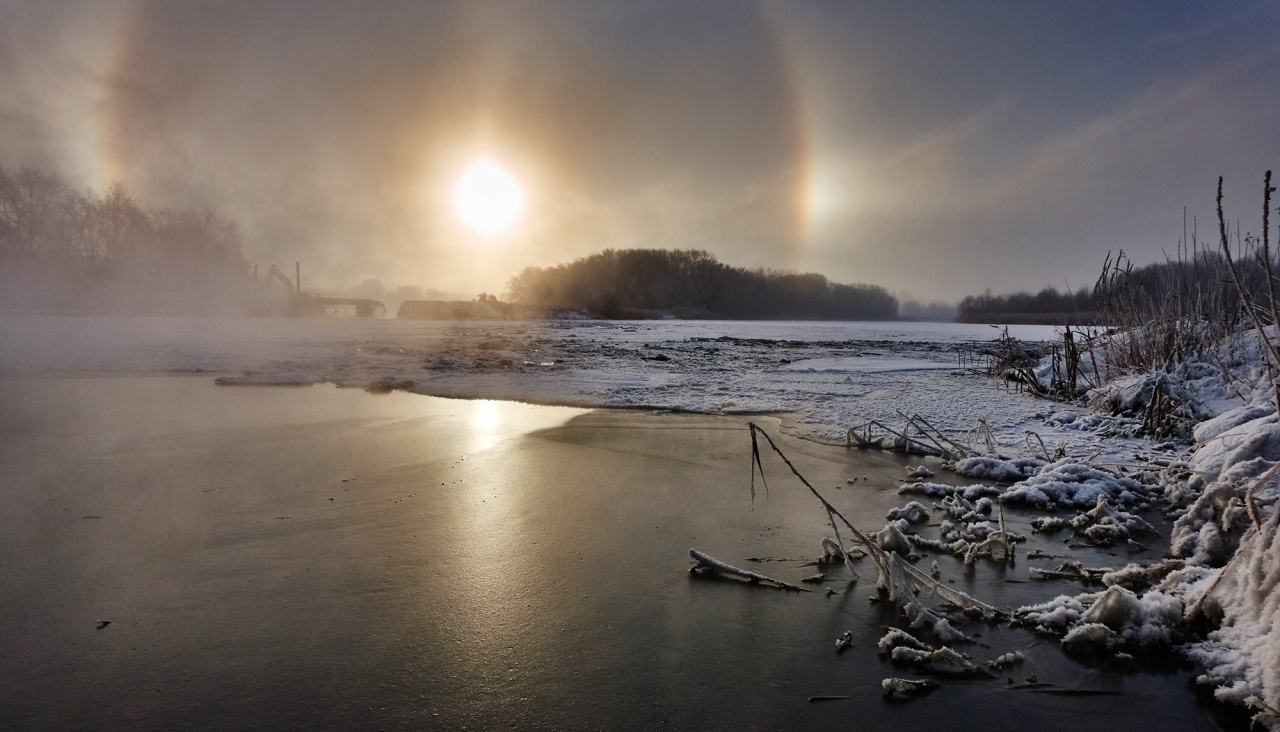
[505,248,898,320]
[0,163,248,313]
[955,248,1267,326]
[956,286,1095,323]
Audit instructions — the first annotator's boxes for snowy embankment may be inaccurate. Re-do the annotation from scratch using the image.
[866,328,1280,730]
[2,314,1277,725]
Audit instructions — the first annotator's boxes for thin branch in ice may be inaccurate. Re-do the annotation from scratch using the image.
[827,506,860,581]
[749,425,770,510]
[689,548,810,592]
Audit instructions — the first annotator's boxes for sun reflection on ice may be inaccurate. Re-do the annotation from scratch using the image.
[469,399,503,451]
[421,397,587,674]
[463,398,585,453]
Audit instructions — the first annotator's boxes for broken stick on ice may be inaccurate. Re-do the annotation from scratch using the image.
[689,549,811,592]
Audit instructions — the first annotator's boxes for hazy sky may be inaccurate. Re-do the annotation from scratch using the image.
[3,0,1279,301]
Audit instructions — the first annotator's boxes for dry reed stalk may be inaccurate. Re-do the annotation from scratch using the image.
[1218,174,1280,409]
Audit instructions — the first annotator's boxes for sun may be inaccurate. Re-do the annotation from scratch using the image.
[452,159,524,236]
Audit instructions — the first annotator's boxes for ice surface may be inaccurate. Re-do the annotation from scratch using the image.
[776,355,956,373]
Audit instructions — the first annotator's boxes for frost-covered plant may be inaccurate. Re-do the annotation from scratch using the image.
[878,628,930,654]
[961,499,1014,565]
[890,646,990,677]
[1014,584,1185,652]
[1033,495,1158,547]
[1099,560,1184,593]
[886,501,930,523]
[907,464,936,479]
[874,519,913,555]
[749,423,1002,642]
[986,651,1026,670]
[899,481,1001,500]
[1002,458,1153,510]
[881,677,938,699]
[952,455,1045,482]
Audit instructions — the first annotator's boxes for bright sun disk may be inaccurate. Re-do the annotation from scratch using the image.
[453,159,524,236]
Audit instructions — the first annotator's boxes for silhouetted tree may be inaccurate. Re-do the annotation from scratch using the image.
[0,165,68,253]
[506,248,897,320]
[0,161,249,314]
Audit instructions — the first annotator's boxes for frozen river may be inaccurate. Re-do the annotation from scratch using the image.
[0,373,1240,731]
[0,315,1249,730]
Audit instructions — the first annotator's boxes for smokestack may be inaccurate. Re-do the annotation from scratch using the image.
[295,262,301,296]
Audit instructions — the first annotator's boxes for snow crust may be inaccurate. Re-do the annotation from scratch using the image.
[1001,460,1152,509]
[1185,515,1280,727]
[951,455,1044,481]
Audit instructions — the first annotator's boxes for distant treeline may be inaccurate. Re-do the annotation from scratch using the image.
[956,286,1096,324]
[0,163,249,314]
[506,248,898,320]
[956,249,1263,326]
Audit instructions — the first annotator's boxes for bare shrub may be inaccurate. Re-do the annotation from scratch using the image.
[1090,247,1239,379]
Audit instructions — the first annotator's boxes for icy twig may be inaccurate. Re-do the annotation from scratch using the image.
[882,677,938,700]
[1027,562,1110,584]
[846,419,943,456]
[689,549,811,592]
[907,412,979,459]
[897,411,961,460]
[1025,431,1051,461]
[835,630,853,652]
[1243,460,1280,531]
[826,506,860,581]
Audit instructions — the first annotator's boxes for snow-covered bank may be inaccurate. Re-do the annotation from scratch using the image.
[858,329,1280,729]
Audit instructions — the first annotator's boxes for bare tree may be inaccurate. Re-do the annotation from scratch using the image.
[0,167,68,253]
